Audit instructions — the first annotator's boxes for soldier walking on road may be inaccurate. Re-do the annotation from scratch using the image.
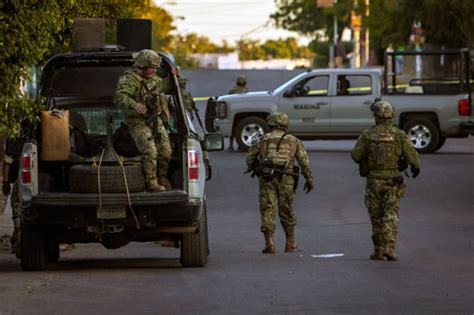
[246,112,313,254]
[351,100,420,261]
[114,49,173,192]
[228,75,248,150]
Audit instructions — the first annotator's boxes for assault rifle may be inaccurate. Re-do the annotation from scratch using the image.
[245,159,300,191]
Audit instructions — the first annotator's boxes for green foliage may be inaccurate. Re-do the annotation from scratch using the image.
[0,0,149,138]
[272,0,353,40]
[0,95,44,139]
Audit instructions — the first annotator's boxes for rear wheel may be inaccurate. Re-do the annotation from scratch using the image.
[235,117,269,151]
[48,241,60,263]
[402,118,440,153]
[180,205,208,267]
[21,225,49,271]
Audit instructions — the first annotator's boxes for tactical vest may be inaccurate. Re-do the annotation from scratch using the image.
[259,133,297,170]
[367,126,398,170]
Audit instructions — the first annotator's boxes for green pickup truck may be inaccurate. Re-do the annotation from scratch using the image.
[210,49,474,153]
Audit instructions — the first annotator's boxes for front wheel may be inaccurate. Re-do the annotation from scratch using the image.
[235,117,269,151]
[402,118,440,153]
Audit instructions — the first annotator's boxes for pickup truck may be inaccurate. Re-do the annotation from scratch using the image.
[17,49,223,271]
[209,49,474,153]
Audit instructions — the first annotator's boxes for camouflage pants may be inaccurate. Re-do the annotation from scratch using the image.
[10,181,20,244]
[128,118,171,181]
[259,175,296,234]
[365,177,405,250]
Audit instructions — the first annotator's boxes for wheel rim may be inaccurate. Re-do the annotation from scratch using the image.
[240,123,265,147]
[407,124,431,149]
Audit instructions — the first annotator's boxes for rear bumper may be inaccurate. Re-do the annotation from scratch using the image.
[23,190,202,225]
[460,121,474,135]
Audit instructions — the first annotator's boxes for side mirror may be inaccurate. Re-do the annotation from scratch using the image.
[204,133,224,151]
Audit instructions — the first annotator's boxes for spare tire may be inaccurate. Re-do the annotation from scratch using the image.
[69,163,145,193]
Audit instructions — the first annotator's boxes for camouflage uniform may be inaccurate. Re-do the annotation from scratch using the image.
[228,75,248,149]
[246,112,313,253]
[2,143,22,254]
[178,77,197,118]
[114,50,172,191]
[351,101,420,260]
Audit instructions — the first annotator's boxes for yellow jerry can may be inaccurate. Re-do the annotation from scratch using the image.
[40,110,71,161]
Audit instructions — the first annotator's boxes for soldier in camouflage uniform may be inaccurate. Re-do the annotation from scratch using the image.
[114,49,173,192]
[229,75,248,94]
[178,76,197,119]
[228,75,248,150]
[246,112,314,254]
[351,101,420,261]
[2,150,20,253]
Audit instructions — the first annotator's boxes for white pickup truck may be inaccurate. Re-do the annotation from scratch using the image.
[209,49,474,153]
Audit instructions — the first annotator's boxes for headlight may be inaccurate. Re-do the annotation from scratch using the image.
[216,101,227,118]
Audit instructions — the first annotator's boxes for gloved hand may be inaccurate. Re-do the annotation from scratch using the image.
[410,166,420,178]
[303,180,313,193]
[132,103,147,115]
[2,181,11,196]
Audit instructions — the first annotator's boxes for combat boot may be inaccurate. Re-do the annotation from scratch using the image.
[383,245,398,261]
[158,177,172,190]
[370,250,384,260]
[284,231,298,252]
[262,232,276,254]
[146,179,166,192]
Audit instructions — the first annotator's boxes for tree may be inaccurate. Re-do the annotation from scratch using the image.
[271,0,353,41]
[165,33,234,67]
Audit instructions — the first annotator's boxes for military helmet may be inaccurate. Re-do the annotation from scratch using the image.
[267,112,289,129]
[134,49,161,68]
[236,75,247,85]
[371,100,395,119]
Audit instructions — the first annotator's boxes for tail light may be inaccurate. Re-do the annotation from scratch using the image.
[458,99,471,116]
[188,150,199,181]
[21,153,32,185]
[217,101,227,118]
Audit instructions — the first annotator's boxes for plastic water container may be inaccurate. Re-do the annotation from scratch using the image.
[40,110,70,161]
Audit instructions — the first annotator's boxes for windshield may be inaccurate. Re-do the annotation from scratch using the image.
[273,72,311,95]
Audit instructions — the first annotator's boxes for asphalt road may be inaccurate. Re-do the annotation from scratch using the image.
[0,137,473,314]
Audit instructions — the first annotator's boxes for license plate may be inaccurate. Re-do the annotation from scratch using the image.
[97,206,126,219]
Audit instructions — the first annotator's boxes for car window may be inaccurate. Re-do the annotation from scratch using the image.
[337,75,372,96]
[293,75,329,97]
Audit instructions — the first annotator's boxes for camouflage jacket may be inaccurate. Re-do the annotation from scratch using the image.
[229,86,248,94]
[180,88,196,113]
[246,129,313,181]
[113,69,171,122]
[351,122,420,179]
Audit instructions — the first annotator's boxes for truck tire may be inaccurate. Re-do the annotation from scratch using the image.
[402,118,440,154]
[235,117,269,151]
[21,224,49,271]
[49,241,60,263]
[69,164,145,193]
[434,136,446,152]
[180,206,208,267]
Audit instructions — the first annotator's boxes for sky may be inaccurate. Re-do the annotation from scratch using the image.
[153,0,310,45]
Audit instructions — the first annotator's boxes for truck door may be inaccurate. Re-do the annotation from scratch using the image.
[278,75,331,133]
[330,74,377,133]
